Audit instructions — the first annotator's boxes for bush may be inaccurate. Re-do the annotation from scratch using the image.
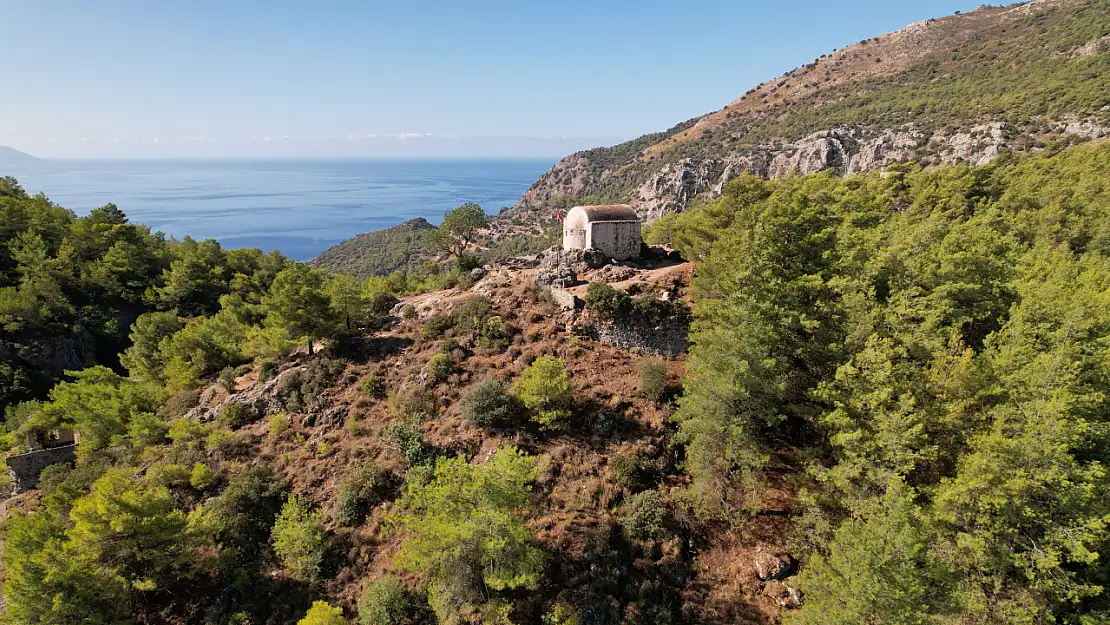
[461,379,525,429]
[204,464,286,559]
[298,601,345,625]
[639,359,668,403]
[610,452,657,492]
[334,462,394,527]
[366,291,399,317]
[269,412,291,437]
[190,462,217,490]
[516,355,574,431]
[585,283,631,321]
[426,354,452,384]
[383,420,437,468]
[271,495,328,581]
[422,314,454,339]
[438,337,459,356]
[218,366,238,392]
[161,388,201,418]
[620,489,670,542]
[277,357,344,413]
[360,375,387,399]
[453,296,493,335]
[389,387,437,421]
[358,576,409,625]
[257,359,278,384]
[218,401,257,430]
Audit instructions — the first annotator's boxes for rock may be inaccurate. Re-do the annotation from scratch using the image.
[533,266,577,289]
[469,267,486,280]
[303,405,346,429]
[754,551,793,581]
[550,288,583,311]
[763,581,804,609]
[185,405,212,422]
[591,264,636,283]
[581,248,609,269]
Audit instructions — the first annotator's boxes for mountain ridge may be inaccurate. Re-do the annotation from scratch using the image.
[508,0,1110,222]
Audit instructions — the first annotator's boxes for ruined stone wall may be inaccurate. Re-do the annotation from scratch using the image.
[587,221,641,260]
[7,444,77,494]
[589,317,689,356]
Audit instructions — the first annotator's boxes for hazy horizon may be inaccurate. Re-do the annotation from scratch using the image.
[2,0,981,159]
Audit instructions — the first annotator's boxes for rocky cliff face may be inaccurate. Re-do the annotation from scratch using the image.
[507,0,1110,223]
[627,120,1109,221]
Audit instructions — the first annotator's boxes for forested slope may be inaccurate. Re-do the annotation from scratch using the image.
[1,142,1110,625]
[656,140,1110,624]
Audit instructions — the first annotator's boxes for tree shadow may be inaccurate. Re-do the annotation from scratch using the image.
[327,333,413,365]
[571,398,654,449]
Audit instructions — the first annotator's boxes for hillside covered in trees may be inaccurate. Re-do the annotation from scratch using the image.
[2,133,1110,625]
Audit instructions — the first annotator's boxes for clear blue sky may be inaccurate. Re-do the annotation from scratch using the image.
[1,0,980,158]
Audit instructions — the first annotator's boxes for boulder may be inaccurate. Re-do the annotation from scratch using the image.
[533,266,577,289]
[754,551,793,581]
[763,581,804,609]
[550,288,583,311]
[581,248,610,269]
[469,267,487,281]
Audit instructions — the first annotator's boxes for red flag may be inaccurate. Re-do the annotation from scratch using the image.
[552,208,563,223]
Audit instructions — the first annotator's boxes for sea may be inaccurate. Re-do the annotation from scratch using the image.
[4,158,555,261]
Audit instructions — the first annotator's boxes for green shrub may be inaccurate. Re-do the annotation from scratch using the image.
[585,283,631,321]
[297,601,345,625]
[610,452,657,492]
[160,388,201,418]
[148,463,191,488]
[257,359,279,384]
[334,462,394,527]
[277,357,345,413]
[639,359,668,403]
[461,379,525,429]
[383,420,437,468]
[366,291,400,317]
[204,464,286,559]
[452,296,493,335]
[426,354,452,384]
[218,366,238,392]
[189,462,217,490]
[389,387,437,421]
[360,375,387,399]
[620,489,670,542]
[543,603,582,625]
[271,495,328,581]
[218,401,257,430]
[438,337,459,356]
[516,355,574,431]
[358,576,409,625]
[269,412,291,437]
[422,314,454,339]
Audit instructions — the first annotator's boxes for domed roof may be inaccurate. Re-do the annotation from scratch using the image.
[568,204,640,222]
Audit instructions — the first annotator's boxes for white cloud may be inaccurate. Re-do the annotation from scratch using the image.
[390,132,431,140]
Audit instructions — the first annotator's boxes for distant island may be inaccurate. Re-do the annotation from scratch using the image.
[0,146,39,165]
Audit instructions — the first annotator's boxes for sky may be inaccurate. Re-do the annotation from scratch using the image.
[1,0,983,158]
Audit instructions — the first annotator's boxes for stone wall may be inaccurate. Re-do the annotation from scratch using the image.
[7,444,77,494]
[587,221,642,260]
[589,317,689,356]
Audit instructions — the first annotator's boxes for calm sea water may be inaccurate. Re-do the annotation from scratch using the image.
[4,158,555,261]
